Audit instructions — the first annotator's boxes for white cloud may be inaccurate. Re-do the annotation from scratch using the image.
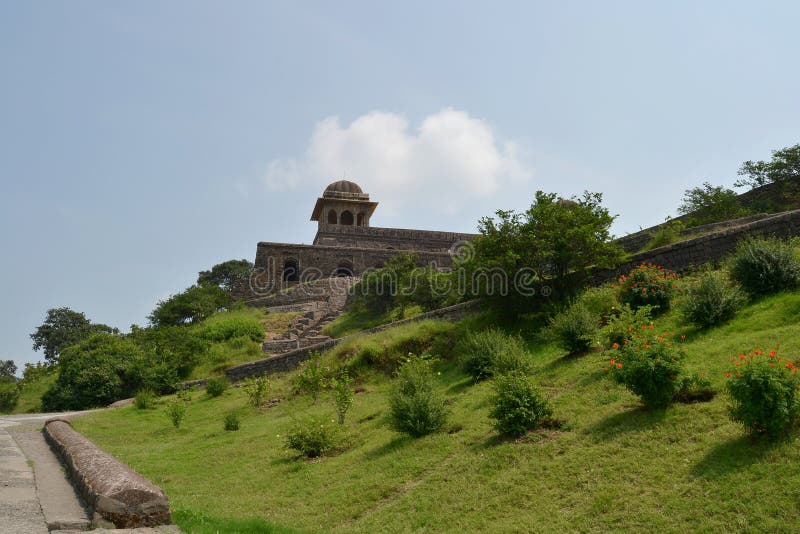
[264,108,533,216]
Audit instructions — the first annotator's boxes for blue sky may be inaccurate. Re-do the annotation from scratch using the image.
[1,1,798,369]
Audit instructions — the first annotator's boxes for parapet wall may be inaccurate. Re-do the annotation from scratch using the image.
[593,208,800,283]
[313,223,476,251]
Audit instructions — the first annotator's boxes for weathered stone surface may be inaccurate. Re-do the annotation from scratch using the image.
[43,419,171,528]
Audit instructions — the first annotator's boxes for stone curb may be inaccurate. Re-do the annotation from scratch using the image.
[43,419,172,529]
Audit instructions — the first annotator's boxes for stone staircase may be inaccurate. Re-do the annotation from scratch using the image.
[260,277,357,356]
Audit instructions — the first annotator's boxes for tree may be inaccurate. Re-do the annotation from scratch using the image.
[468,191,623,315]
[678,182,746,226]
[30,307,117,365]
[735,144,800,189]
[0,360,16,380]
[148,285,231,327]
[197,259,254,292]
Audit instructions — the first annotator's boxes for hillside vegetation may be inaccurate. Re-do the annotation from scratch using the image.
[74,279,800,533]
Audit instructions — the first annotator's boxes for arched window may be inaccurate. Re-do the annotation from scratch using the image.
[340,210,354,225]
[334,260,354,277]
[282,259,299,282]
[327,209,337,224]
[356,212,365,226]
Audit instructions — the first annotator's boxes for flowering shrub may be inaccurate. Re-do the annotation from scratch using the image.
[616,263,677,313]
[606,330,685,408]
[284,417,341,458]
[295,352,329,404]
[726,349,800,440]
[600,304,653,348]
[489,371,554,436]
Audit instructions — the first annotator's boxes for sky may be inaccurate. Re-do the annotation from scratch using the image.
[1,1,799,369]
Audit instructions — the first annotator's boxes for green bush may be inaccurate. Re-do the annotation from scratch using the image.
[600,304,653,348]
[134,389,156,410]
[244,375,270,408]
[330,372,354,425]
[680,271,746,328]
[576,285,619,321]
[727,349,800,440]
[674,372,715,403]
[489,372,553,437]
[548,303,600,354]
[224,412,240,431]
[0,381,20,413]
[284,417,340,458]
[457,328,531,381]
[166,400,187,429]
[607,332,685,409]
[206,376,229,397]
[730,237,800,296]
[645,220,685,250]
[198,316,264,343]
[294,353,329,404]
[388,357,449,437]
[616,263,677,312]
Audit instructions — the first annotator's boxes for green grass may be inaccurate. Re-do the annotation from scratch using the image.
[73,291,800,532]
[322,304,424,339]
[14,371,57,413]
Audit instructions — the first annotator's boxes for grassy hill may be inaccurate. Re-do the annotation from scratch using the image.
[72,284,800,533]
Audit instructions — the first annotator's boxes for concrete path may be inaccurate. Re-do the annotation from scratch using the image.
[0,424,48,533]
[1,412,94,532]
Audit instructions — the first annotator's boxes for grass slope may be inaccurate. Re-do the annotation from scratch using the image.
[74,293,800,533]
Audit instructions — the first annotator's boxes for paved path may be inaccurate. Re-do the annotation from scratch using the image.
[1,412,94,533]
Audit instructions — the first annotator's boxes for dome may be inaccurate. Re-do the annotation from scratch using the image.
[322,180,369,200]
[325,180,363,195]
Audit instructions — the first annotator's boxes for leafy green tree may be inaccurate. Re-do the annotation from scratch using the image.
[468,191,623,315]
[30,307,118,365]
[197,259,254,292]
[0,360,16,380]
[735,144,800,189]
[128,325,207,380]
[678,182,746,226]
[148,285,231,327]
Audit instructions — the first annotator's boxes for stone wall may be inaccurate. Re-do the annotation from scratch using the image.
[593,208,800,283]
[224,300,480,382]
[313,223,476,251]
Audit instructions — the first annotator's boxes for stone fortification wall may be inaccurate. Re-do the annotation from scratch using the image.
[313,223,476,251]
[594,208,800,283]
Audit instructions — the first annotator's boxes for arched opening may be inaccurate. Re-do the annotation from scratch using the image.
[356,212,365,226]
[340,210,354,225]
[334,261,354,277]
[282,258,299,282]
[327,209,338,224]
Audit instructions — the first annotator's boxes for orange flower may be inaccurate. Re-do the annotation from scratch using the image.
[612,342,620,349]
[769,350,777,358]
[616,363,623,369]
[680,334,686,340]
[724,372,732,378]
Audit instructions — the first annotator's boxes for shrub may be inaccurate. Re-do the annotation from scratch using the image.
[295,353,329,404]
[330,372,354,425]
[166,400,187,429]
[600,304,653,348]
[489,371,553,437]
[548,303,599,354]
[134,389,156,410]
[457,328,531,381]
[680,271,746,328]
[576,285,619,322]
[678,182,746,226]
[197,316,264,343]
[607,332,685,409]
[729,237,800,296]
[0,381,20,413]
[284,417,340,458]
[244,375,270,408]
[388,357,448,437]
[206,376,229,397]
[726,349,800,440]
[616,263,677,313]
[224,412,240,431]
[645,220,685,250]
